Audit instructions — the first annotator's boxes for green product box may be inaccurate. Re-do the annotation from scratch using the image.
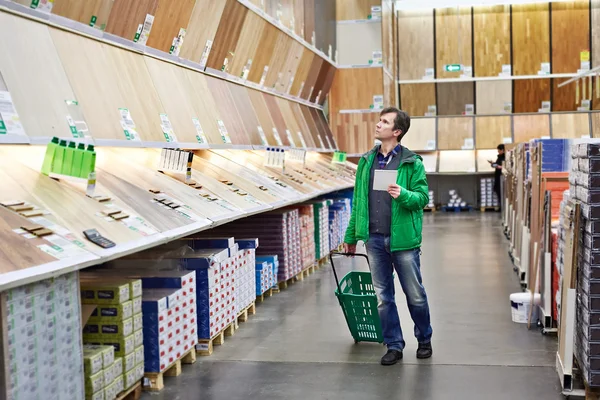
[91,333,135,357]
[73,143,85,178]
[123,366,137,390]
[112,374,125,394]
[135,345,144,367]
[124,351,136,373]
[82,277,142,299]
[64,141,76,176]
[104,380,118,400]
[81,281,130,305]
[112,357,123,379]
[133,329,143,348]
[89,301,133,323]
[81,144,96,179]
[53,140,67,175]
[103,367,113,390]
[41,137,59,176]
[84,317,133,337]
[84,370,105,394]
[85,390,104,400]
[135,362,145,380]
[83,344,115,369]
[83,346,105,376]
[132,296,142,315]
[133,313,143,332]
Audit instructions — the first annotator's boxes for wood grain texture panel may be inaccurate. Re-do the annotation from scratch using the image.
[143,56,201,144]
[300,56,324,98]
[552,78,583,112]
[551,113,590,138]
[435,7,472,79]
[437,117,474,150]
[314,0,336,55]
[330,68,383,111]
[473,5,510,77]
[476,149,498,172]
[278,0,295,31]
[228,11,265,78]
[247,23,279,84]
[317,64,337,105]
[0,14,75,140]
[50,28,126,141]
[264,32,293,88]
[105,46,166,143]
[337,22,382,66]
[593,0,600,69]
[300,104,324,148]
[146,0,195,53]
[511,3,550,76]
[206,78,252,145]
[52,0,114,30]
[206,0,248,72]
[439,150,475,172]
[476,80,512,114]
[592,112,600,137]
[181,70,227,145]
[179,0,227,63]
[290,102,317,148]
[264,93,291,146]
[513,78,551,113]
[382,0,394,75]
[247,89,279,145]
[383,71,396,109]
[311,108,337,149]
[227,83,264,145]
[402,118,436,151]
[513,114,550,142]
[105,0,159,41]
[551,0,590,74]
[276,98,304,147]
[397,10,434,80]
[475,116,511,149]
[399,83,435,117]
[293,0,305,37]
[290,49,314,97]
[278,40,305,94]
[304,0,315,43]
[436,82,474,116]
[336,0,380,20]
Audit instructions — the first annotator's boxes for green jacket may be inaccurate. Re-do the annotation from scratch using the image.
[344,145,429,252]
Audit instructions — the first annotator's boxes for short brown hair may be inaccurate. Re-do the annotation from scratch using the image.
[380,107,410,142]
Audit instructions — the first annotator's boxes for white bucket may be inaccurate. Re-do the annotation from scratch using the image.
[510,292,541,324]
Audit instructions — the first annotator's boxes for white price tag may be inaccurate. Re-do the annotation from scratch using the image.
[217,120,231,144]
[423,68,434,80]
[426,140,436,150]
[0,91,26,136]
[297,131,307,148]
[192,118,208,144]
[119,108,141,141]
[272,128,283,146]
[257,126,268,145]
[465,104,474,115]
[503,137,513,144]
[199,40,213,68]
[373,95,384,110]
[160,114,178,143]
[371,51,383,65]
[462,138,474,150]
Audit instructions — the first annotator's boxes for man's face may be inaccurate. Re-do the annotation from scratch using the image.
[375,112,400,141]
[498,148,504,155]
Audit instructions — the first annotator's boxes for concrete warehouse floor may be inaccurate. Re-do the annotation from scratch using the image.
[142,213,562,400]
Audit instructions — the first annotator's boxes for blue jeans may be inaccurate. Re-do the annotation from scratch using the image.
[366,233,432,351]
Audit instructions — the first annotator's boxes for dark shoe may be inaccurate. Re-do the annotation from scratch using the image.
[381,349,403,366]
[416,342,432,359]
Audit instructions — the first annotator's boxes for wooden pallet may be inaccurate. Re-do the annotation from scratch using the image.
[424,207,436,212]
[235,302,256,328]
[480,206,500,212]
[143,349,196,392]
[116,381,142,400]
[196,322,235,356]
[256,288,273,302]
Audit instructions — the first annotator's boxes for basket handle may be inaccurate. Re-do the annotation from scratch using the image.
[329,251,370,294]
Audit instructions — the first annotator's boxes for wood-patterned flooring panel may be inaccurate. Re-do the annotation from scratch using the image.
[436,82,474,116]
[552,78,583,112]
[52,0,114,30]
[476,81,512,115]
[206,0,248,72]
[551,0,590,74]
[437,117,474,150]
[335,0,380,20]
[146,0,196,54]
[592,112,600,137]
[435,7,472,79]
[402,118,436,151]
[551,113,590,138]
[593,0,600,69]
[475,116,512,149]
[290,49,315,97]
[511,3,550,76]
[397,10,434,80]
[473,5,510,77]
[329,68,383,112]
[513,78,551,113]
[105,0,159,41]
[179,0,227,63]
[399,83,436,117]
[228,11,265,79]
[513,114,550,142]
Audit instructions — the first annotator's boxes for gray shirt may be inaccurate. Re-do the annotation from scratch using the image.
[369,148,402,235]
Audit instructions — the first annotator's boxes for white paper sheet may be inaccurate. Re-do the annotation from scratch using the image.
[373,170,397,191]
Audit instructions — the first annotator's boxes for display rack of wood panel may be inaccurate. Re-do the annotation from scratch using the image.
[0,0,339,151]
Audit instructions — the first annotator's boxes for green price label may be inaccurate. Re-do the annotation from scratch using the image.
[30,0,40,9]
[90,15,97,27]
[444,64,462,72]
[0,120,7,135]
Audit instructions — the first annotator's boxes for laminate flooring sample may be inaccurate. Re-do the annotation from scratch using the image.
[475,116,512,149]
[276,98,304,147]
[332,112,378,155]
[0,14,75,141]
[301,104,328,149]
[293,0,304,37]
[180,70,227,145]
[300,56,325,99]
[52,0,114,30]
[264,33,294,89]
[247,23,279,84]
[290,50,315,97]
[513,114,550,142]
[512,3,550,76]
[304,0,316,43]
[551,0,589,74]
[473,5,510,77]
[436,82,474,116]
[0,207,57,273]
[315,64,337,105]
[384,72,397,110]
[179,0,227,63]
[420,152,438,172]
[50,28,127,141]
[206,78,252,145]
[227,83,264,146]
[263,94,291,146]
[592,112,600,138]
[397,10,434,80]
[146,0,196,54]
[476,149,499,172]
[330,68,383,111]
[513,79,551,113]
[382,0,395,74]
[551,113,590,139]
[435,7,472,79]
[290,102,317,148]
[105,0,159,42]
[400,83,435,117]
[438,150,475,172]
[402,118,436,151]
[337,23,382,66]
[594,0,600,69]
[206,0,248,72]
[476,81,512,114]
[247,89,279,146]
[335,0,380,20]
[552,78,587,112]
[228,11,266,79]
[277,41,305,94]
[313,108,338,150]
[104,46,167,144]
[437,117,474,150]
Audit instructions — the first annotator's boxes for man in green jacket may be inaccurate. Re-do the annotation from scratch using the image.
[343,107,433,366]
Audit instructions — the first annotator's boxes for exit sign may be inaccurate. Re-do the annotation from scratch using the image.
[444,64,462,72]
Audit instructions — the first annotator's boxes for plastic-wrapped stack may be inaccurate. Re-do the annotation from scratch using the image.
[480,178,498,207]
[447,190,467,208]
[80,276,144,394]
[233,239,258,314]
[328,199,352,252]
[297,205,316,269]
[571,143,600,387]
[256,255,278,293]
[5,272,84,400]
[311,200,330,260]
[427,190,435,209]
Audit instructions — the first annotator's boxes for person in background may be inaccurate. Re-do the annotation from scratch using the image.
[488,144,505,209]
[343,107,433,366]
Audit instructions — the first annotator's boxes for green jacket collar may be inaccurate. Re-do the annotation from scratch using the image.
[362,144,421,165]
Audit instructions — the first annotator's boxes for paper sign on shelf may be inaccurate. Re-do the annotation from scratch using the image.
[371,51,383,65]
[119,108,141,141]
[217,120,231,144]
[242,59,253,80]
[30,0,54,13]
[328,45,332,60]
[169,28,186,56]
[503,137,513,144]
[272,128,283,146]
[538,62,551,75]
[192,118,208,144]
[297,131,307,149]
[581,100,591,111]
[259,66,269,87]
[199,40,213,69]
[541,101,551,112]
[462,138,474,150]
[500,64,511,76]
[134,14,154,45]
[315,90,323,104]
[372,95,384,110]
[285,130,296,147]
[311,31,316,47]
[370,5,382,19]
[0,91,26,136]
[461,66,473,78]
[426,140,436,150]
[465,104,474,115]
[503,102,512,113]
[160,114,178,143]
[423,68,434,80]
[257,126,268,145]
[424,105,437,117]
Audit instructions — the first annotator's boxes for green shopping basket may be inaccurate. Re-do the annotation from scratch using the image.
[329,252,384,344]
